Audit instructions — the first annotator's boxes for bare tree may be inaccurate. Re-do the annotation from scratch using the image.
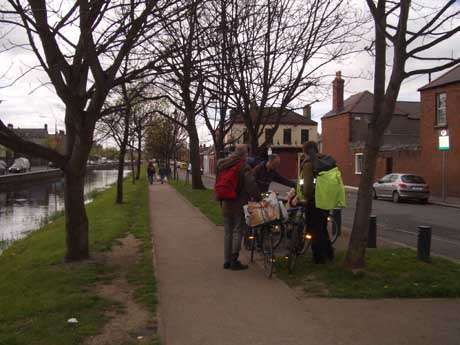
[0,1,173,261]
[198,0,238,163]
[97,82,138,204]
[221,0,363,155]
[345,0,460,268]
[145,109,187,171]
[145,0,211,189]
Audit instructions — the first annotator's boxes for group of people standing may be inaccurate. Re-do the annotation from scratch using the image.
[216,141,335,271]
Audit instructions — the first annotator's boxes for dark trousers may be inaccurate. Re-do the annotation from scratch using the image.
[306,203,333,263]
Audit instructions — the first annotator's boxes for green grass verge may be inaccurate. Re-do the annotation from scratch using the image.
[170,179,223,225]
[168,179,460,298]
[275,248,460,298]
[0,172,156,345]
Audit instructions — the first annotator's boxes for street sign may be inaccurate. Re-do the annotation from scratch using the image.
[438,130,449,151]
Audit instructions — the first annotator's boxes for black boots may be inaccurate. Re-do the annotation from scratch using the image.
[230,260,249,270]
[224,254,249,271]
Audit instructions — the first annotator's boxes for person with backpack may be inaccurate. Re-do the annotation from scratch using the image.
[297,141,345,264]
[215,144,259,271]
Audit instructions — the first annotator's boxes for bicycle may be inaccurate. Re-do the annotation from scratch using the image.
[243,219,286,278]
[285,206,340,273]
[284,206,311,273]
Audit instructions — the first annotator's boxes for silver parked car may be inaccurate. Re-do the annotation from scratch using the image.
[373,173,430,204]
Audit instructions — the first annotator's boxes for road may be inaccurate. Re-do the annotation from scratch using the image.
[177,170,460,261]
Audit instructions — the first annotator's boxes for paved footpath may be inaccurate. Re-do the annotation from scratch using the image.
[149,183,460,345]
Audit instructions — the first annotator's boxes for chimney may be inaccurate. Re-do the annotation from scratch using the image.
[303,105,311,120]
[7,123,13,129]
[44,123,48,132]
[332,71,344,113]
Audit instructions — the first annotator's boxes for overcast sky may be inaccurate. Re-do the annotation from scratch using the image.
[1,0,459,145]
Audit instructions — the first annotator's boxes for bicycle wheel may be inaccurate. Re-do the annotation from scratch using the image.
[262,228,274,278]
[287,224,298,273]
[243,226,253,251]
[249,227,257,263]
[271,223,284,250]
[327,215,339,244]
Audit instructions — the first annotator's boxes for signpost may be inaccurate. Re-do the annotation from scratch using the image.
[438,129,449,201]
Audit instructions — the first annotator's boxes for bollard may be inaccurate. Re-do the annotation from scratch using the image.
[367,215,377,248]
[417,226,432,262]
[332,208,342,237]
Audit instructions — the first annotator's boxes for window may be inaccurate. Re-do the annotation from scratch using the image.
[436,93,447,126]
[301,129,309,144]
[283,128,292,145]
[355,153,364,175]
[401,175,425,184]
[265,128,275,145]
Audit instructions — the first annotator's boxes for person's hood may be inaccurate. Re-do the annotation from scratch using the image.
[217,155,243,172]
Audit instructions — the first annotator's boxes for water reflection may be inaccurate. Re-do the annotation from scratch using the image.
[0,170,127,245]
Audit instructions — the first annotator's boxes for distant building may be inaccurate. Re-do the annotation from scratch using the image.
[2,123,66,166]
[418,65,460,198]
[225,104,319,179]
[200,145,216,176]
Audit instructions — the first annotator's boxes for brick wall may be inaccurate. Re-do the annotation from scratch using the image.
[323,113,422,187]
[274,148,301,180]
[322,114,355,184]
[420,84,460,198]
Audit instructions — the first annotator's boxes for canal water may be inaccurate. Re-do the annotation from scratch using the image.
[0,170,126,250]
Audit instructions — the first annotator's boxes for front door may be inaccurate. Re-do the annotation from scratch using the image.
[385,157,393,175]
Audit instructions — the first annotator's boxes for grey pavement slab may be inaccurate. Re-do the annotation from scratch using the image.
[149,183,460,345]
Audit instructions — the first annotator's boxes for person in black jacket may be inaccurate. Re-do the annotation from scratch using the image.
[252,154,296,193]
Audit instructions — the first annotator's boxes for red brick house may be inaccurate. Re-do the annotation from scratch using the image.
[322,72,421,187]
[418,65,460,198]
[322,66,460,199]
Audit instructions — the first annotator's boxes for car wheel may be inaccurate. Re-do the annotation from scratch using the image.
[372,189,378,200]
[420,199,428,204]
[392,191,400,203]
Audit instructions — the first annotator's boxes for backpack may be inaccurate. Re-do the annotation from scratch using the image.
[214,160,245,200]
[296,154,346,210]
[312,155,336,176]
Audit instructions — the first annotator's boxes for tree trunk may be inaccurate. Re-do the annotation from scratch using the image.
[136,129,141,180]
[116,111,130,204]
[130,146,135,184]
[249,131,259,157]
[344,131,381,267]
[116,146,126,204]
[344,1,387,269]
[213,140,225,173]
[63,168,89,261]
[188,124,205,189]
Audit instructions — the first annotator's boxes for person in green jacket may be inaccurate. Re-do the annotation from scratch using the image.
[299,141,334,264]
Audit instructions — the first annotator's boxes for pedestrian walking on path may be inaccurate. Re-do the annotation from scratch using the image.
[215,144,259,270]
[147,161,156,185]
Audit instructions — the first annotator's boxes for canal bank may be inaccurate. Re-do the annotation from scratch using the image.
[0,173,158,345]
[0,170,129,247]
[0,168,62,186]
